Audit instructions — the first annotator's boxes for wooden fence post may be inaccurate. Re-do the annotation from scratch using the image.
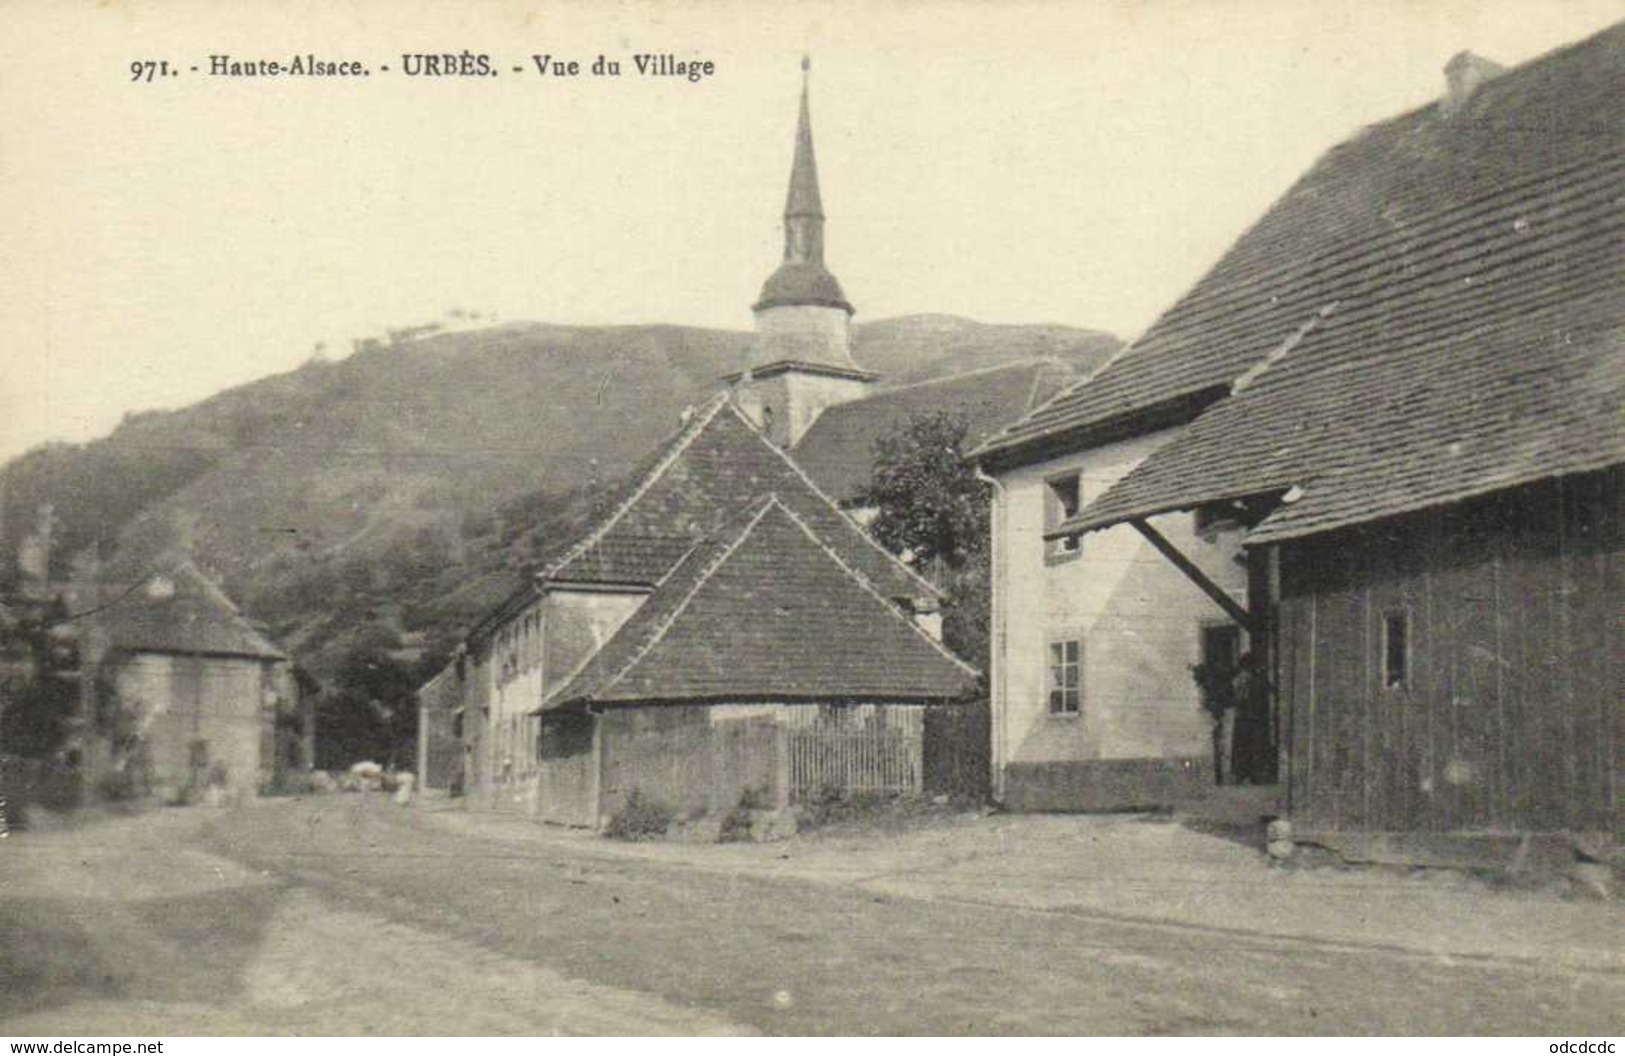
[774,716,790,809]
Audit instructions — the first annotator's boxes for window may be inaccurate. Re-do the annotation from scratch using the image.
[1382,611,1409,689]
[1048,639,1082,715]
[1046,473,1082,558]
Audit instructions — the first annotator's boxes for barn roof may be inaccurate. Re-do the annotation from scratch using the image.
[101,560,286,661]
[990,21,1625,544]
[793,359,1077,503]
[542,394,936,602]
[546,496,977,707]
[975,22,1625,478]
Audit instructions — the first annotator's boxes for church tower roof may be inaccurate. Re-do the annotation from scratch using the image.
[784,59,825,220]
[754,57,854,315]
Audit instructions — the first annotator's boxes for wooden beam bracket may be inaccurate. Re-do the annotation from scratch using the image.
[1129,518,1256,632]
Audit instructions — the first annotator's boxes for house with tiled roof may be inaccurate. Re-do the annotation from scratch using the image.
[973,24,1623,859]
[86,559,310,801]
[792,358,1079,508]
[424,64,978,825]
[432,395,975,826]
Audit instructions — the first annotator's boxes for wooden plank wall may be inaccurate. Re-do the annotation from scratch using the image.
[1279,469,1621,836]
[535,711,596,826]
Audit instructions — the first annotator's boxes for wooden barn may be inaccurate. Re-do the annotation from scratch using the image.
[1270,471,1619,859]
[977,24,1623,860]
[425,395,976,828]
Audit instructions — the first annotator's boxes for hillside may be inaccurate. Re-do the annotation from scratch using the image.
[1,315,1117,675]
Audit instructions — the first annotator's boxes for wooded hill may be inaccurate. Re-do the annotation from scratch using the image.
[2,315,1117,680]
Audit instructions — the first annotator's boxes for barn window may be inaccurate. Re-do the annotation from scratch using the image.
[1045,473,1082,559]
[1047,639,1082,715]
[1382,611,1410,690]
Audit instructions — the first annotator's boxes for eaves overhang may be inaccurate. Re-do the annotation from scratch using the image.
[721,360,880,384]
[1044,486,1290,541]
[968,385,1228,474]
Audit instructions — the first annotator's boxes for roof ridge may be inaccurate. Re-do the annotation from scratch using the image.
[868,358,1062,395]
[1230,303,1340,394]
[164,560,245,619]
[972,335,1143,459]
[771,499,980,678]
[1023,358,1061,415]
[585,494,783,700]
[1339,18,1625,136]
[724,398,941,599]
[541,392,732,580]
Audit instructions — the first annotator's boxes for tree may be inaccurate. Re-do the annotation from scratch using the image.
[315,641,419,770]
[866,410,991,671]
[869,410,990,574]
[0,598,78,759]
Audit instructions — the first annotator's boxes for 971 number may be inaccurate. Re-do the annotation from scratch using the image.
[130,60,174,81]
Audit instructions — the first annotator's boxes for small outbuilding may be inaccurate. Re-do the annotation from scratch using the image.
[90,560,309,800]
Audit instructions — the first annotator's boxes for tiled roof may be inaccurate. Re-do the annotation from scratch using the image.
[101,560,286,661]
[1072,285,1625,543]
[976,22,1625,467]
[543,394,936,601]
[793,359,1077,502]
[548,497,977,706]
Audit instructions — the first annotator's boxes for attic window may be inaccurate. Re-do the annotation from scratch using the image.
[1045,473,1081,559]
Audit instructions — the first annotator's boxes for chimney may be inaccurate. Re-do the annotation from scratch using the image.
[1442,51,1504,116]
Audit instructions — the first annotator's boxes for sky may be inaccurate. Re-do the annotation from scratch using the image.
[2,0,1620,463]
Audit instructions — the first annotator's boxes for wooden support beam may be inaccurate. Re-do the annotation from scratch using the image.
[1129,518,1256,632]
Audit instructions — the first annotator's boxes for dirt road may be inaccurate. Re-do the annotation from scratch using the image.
[0,808,746,1035]
[5,799,1620,1035]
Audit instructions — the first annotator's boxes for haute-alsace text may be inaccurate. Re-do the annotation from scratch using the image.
[208,54,370,76]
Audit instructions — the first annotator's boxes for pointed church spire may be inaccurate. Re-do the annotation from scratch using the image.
[754,55,852,315]
[785,55,824,224]
[731,54,875,447]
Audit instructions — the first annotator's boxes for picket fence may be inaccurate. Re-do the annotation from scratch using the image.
[782,705,924,799]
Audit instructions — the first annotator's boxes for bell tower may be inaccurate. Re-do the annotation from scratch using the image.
[728,56,877,447]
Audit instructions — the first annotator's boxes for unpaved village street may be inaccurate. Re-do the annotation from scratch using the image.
[4,799,1621,1035]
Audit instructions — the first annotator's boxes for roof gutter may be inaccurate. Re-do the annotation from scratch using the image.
[972,462,1010,805]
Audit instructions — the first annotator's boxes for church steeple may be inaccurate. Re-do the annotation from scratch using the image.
[782,58,826,267]
[753,56,853,316]
[730,56,875,449]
